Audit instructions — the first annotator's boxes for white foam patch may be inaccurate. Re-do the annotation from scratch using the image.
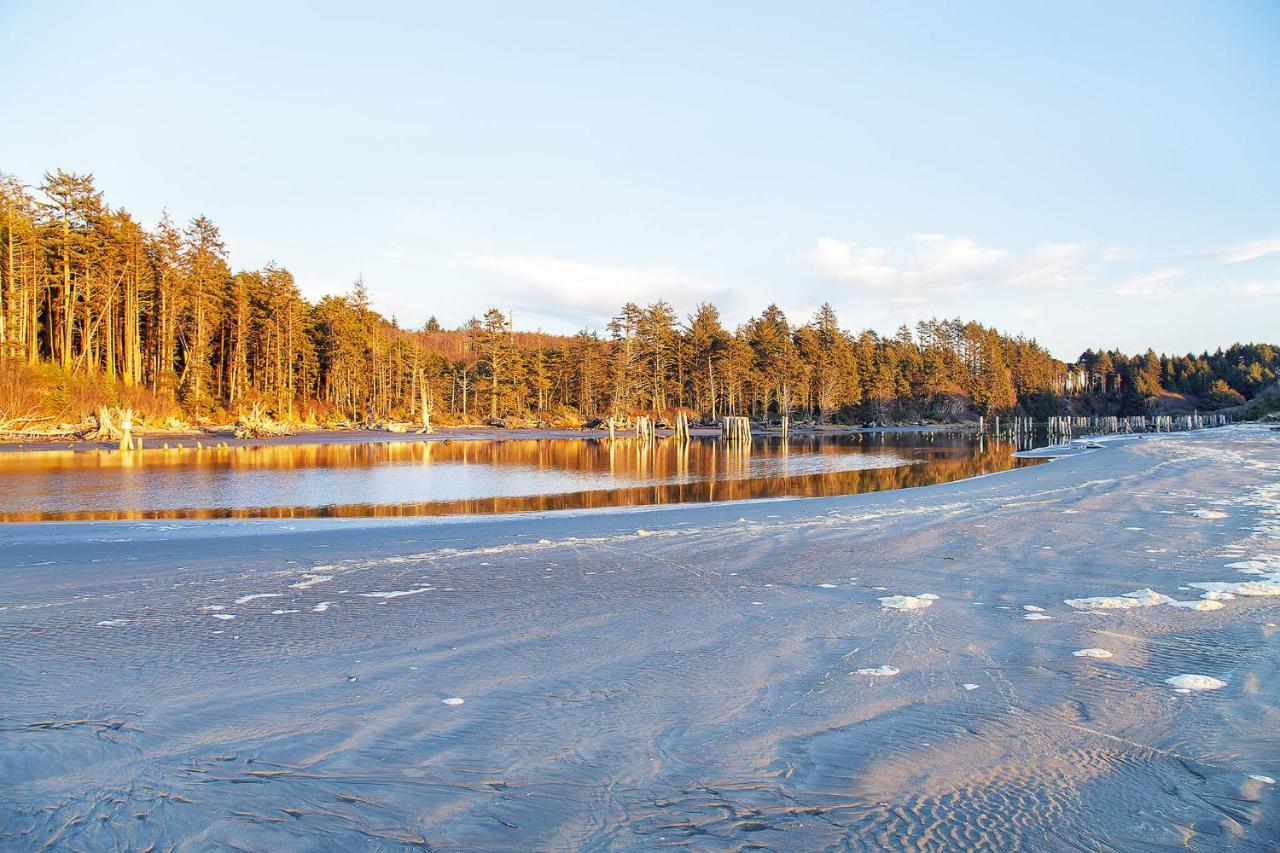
[1073,648,1113,658]
[855,665,900,677]
[1189,509,1228,519]
[270,609,300,615]
[879,594,936,611]
[1226,560,1269,570]
[1250,774,1276,784]
[818,583,838,589]
[96,619,127,627]
[1169,600,1225,611]
[290,574,333,589]
[312,602,334,612]
[962,683,980,690]
[211,613,235,621]
[1023,605,1045,612]
[1064,588,1176,610]
[234,593,282,605]
[1023,613,1052,621]
[1189,580,1280,597]
[1165,674,1225,691]
[360,588,430,599]
[442,697,465,705]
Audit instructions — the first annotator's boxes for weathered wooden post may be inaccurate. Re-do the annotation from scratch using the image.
[723,415,751,444]
[674,411,690,441]
[119,408,133,452]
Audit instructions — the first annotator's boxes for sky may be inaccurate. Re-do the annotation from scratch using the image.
[2,0,1279,360]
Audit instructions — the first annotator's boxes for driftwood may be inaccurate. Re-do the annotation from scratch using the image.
[0,425,83,441]
[0,413,83,441]
[235,403,296,439]
[82,406,138,449]
[88,407,120,440]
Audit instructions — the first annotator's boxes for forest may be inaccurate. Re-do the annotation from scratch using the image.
[2,170,1277,430]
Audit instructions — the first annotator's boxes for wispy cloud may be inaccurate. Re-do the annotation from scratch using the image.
[1099,246,1144,263]
[1231,281,1280,296]
[471,255,730,317]
[1215,238,1280,264]
[807,233,1089,298]
[1111,268,1183,296]
[808,238,900,288]
[807,233,1008,302]
[1004,242,1087,286]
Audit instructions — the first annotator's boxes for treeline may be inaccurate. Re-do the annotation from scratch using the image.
[1,170,1275,426]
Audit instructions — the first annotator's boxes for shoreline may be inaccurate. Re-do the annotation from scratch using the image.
[0,422,968,454]
[3,425,1277,847]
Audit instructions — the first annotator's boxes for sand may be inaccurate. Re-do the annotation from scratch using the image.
[1,425,1278,848]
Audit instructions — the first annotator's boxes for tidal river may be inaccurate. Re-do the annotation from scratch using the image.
[0,431,1039,522]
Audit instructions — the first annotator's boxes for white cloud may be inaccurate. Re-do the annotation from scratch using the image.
[1231,281,1280,296]
[808,238,899,287]
[1004,242,1086,286]
[912,233,1009,280]
[1216,238,1280,264]
[471,255,729,318]
[1099,246,1143,263]
[1111,268,1183,296]
[807,233,1007,300]
[807,233,1098,298]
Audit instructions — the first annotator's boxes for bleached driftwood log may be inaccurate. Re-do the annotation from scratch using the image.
[234,403,296,439]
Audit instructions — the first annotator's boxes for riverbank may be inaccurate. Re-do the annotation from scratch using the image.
[0,422,965,454]
[2,426,1278,848]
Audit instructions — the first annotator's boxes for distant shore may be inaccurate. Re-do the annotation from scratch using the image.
[0,422,967,454]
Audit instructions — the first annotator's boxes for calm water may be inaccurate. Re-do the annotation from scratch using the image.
[0,432,1042,521]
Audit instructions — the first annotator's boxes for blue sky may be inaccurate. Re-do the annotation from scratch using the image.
[3,0,1278,358]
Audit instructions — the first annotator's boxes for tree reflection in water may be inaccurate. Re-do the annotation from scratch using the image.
[0,432,1041,522]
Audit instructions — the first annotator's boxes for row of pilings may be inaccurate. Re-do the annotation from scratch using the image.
[977,412,1230,439]
[608,412,753,444]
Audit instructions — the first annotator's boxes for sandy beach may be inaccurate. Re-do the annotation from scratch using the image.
[2,426,1278,849]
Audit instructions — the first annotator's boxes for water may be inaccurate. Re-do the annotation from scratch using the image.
[0,431,1040,521]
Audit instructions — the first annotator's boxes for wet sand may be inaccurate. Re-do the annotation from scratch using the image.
[2,426,1278,849]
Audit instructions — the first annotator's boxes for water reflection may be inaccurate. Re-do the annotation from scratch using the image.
[0,432,1041,522]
